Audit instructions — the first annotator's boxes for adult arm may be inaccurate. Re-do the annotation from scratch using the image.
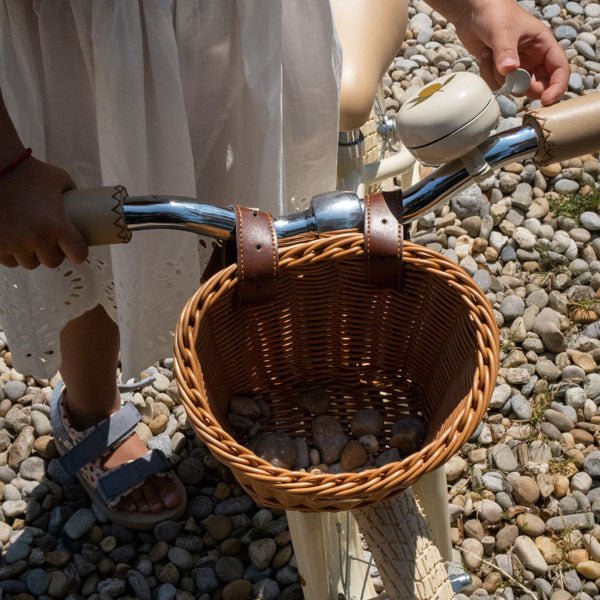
[427,0,569,105]
[0,90,87,268]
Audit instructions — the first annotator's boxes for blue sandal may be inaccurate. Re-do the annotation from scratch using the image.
[50,381,187,529]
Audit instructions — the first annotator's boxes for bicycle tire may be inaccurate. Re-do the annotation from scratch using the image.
[353,489,454,600]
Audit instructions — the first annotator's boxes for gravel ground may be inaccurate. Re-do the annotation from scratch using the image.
[2,1,600,599]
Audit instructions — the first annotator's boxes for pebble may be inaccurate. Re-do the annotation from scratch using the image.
[254,579,280,600]
[516,513,546,537]
[340,441,369,471]
[223,579,253,600]
[157,583,177,600]
[445,455,467,481]
[215,556,245,583]
[254,432,297,469]
[215,495,254,516]
[374,448,401,467]
[555,25,578,42]
[389,416,426,456]
[249,538,277,570]
[511,476,540,506]
[47,571,70,597]
[168,547,194,570]
[496,95,518,118]
[128,570,152,600]
[2,500,27,518]
[5,541,30,562]
[547,513,595,531]
[230,396,262,419]
[63,508,96,540]
[577,561,600,580]
[3,380,27,402]
[196,567,220,593]
[555,178,581,194]
[581,211,600,231]
[19,456,45,481]
[584,451,600,477]
[350,409,384,438]
[535,536,562,566]
[97,578,126,597]
[461,538,484,570]
[297,388,331,415]
[30,411,51,436]
[311,416,349,463]
[499,296,525,321]
[5,406,30,433]
[26,568,49,596]
[544,408,574,432]
[490,444,517,472]
[479,499,502,524]
[515,535,548,574]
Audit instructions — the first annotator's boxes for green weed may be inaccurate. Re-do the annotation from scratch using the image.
[548,185,600,220]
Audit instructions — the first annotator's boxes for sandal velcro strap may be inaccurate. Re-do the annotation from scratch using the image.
[58,402,141,477]
[96,450,171,504]
[117,375,156,393]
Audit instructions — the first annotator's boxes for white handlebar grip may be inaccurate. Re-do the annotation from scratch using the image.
[523,93,600,166]
[62,185,131,246]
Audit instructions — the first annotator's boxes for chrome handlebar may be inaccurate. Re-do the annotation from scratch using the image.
[121,124,539,241]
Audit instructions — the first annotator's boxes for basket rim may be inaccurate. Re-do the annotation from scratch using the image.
[174,235,500,498]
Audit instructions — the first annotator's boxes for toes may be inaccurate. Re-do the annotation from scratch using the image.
[156,475,182,509]
[142,478,164,513]
[130,488,149,512]
[119,496,137,512]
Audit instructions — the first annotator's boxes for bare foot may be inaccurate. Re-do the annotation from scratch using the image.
[65,395,184,513]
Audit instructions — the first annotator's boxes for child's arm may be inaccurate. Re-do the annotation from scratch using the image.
[0,89,88,269]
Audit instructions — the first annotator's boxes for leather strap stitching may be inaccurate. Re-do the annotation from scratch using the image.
[235,206,278,305]
[364,190,404,290]
[235,206,246,284]
[268,211,278,283]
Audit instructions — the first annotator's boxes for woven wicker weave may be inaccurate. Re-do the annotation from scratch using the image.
[174,233,499,512]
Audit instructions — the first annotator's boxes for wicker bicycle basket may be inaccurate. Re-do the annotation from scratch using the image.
[174,228,499,512]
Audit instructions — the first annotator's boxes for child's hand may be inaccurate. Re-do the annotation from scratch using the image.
[429,0,570,106]
[452,0,570,105]
[0,158,88,269]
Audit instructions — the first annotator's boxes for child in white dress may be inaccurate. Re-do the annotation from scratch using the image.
[0,0,568,524]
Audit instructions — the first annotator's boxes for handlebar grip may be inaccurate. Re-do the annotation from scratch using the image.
[62,185,131,246]
[523,93,600,166]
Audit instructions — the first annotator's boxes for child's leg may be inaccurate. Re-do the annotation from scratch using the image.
[59,304,183,513]
[59,304,120,427]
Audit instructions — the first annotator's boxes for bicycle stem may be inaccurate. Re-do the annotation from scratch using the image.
[122,124,539,241]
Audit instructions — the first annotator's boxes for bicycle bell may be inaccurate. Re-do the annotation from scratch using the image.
[396,71,501,176]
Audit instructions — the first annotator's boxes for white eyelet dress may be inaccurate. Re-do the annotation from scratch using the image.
[0,0,341,379]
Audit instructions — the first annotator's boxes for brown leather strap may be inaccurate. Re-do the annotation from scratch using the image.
[364,190,403,290]
[235,206,278,305]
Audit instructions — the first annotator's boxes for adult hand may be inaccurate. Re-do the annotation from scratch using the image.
[432,0,570,105]
[0,158,88,269]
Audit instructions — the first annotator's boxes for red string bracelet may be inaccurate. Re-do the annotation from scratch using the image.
[0,147,32,177]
